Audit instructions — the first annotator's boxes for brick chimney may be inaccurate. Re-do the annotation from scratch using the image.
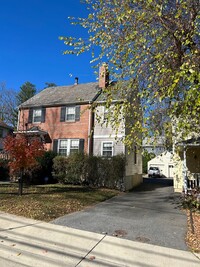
[99,63,109,88]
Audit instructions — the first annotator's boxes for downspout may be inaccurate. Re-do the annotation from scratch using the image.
[17,108,20,131]
[182,145,187,194]
[88,104,91,155]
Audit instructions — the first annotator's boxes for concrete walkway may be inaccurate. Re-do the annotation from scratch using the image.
[52,183,188,251]
[0,212,199,267]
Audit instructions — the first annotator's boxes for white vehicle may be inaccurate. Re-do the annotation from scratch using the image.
[148,167,160,178]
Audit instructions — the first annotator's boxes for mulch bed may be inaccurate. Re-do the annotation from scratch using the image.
[186,211,200,253]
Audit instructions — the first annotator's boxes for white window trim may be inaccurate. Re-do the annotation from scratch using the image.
[101,141,114,157]
[66,106,76,122]
[58,139,79,156]
[33,108,42,123]
[103,106,109,122]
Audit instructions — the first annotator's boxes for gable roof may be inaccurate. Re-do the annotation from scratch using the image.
[176,136,200,147]
[143,136,166,147]
[19,82,100,108]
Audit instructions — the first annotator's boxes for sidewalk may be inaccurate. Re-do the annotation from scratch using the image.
[0,212,199,267]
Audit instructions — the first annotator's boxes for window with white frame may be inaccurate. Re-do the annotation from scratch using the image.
[66,107,76,121]
[58,139,80,156]
[102,142,113,157]
[70,139,79,154]
[58,140,68,156]
[33,109,42,123]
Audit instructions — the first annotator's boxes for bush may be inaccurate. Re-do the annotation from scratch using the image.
[142,151,155,173]
[52,153,126,189]
[182,189,200,211]
[52,156,68,184]
[0,159,9,180]
[26,150,57,185]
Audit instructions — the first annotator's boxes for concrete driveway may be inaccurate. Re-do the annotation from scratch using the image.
[52,181,188,251]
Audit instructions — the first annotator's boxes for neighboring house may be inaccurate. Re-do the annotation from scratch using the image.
[0,120,13,151]
[173,136,200,193]
[16,65,142,190]
[147,151,174,178]
[142,136,166,156]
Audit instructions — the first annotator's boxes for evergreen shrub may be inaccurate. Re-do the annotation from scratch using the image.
[52,153,125,189]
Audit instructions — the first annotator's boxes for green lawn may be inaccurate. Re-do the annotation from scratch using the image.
[0,183,119,221]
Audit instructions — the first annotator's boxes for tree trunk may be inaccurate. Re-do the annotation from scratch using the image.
[18,169,23,196]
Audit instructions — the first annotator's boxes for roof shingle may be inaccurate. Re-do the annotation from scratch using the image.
[19,82,100,108]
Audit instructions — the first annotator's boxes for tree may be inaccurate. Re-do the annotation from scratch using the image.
[0,82,17,128]
[16,81,36,106]
[3,135,45,195]
[44,82,57,88]
[60,0,200,145]
[142,151,155,174]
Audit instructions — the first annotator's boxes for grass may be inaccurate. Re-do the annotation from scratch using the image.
[0,183,119,222]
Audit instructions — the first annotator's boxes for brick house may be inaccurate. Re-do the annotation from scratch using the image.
[17,82,101,155]
[17,65,142,190]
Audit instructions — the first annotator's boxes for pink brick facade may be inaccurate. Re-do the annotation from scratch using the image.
[18,104,92,154]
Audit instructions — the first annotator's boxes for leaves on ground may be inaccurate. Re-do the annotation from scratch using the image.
[186,211,200,253]
[0,183,118,222]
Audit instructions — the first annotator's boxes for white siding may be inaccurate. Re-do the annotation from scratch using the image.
[93,137,124,156]
[94,106,125,137]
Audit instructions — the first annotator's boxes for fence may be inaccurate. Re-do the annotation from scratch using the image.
[187,173,200,190]
[0,151,9,160]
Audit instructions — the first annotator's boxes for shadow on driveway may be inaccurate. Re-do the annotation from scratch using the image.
[52,181,188,251]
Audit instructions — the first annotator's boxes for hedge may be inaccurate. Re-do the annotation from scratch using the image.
[52,153,125,189]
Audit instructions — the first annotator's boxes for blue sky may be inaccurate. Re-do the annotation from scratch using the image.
[0,0,97,92]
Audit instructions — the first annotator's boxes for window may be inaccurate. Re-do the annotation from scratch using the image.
[29,107,46,123]
[55,139,84,156]
[58,140,68,156]
[66,107,76,121]
[102,142,113,157]
[70,140,79,154]
[33,109,42,123]
[60,106,80,122]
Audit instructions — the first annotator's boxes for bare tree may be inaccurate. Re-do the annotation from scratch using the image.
[0,82,17,128]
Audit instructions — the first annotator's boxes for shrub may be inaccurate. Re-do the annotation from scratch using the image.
[52,156,68,184]
[36,150,57,183]
[64,152,85,184]
[182,189,200,211]
[142,151,155,173]
[52,153,125,189]
[21,150,57,185]
[0,159,9,180]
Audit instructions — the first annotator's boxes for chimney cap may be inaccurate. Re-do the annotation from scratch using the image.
[74,77,79,85]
